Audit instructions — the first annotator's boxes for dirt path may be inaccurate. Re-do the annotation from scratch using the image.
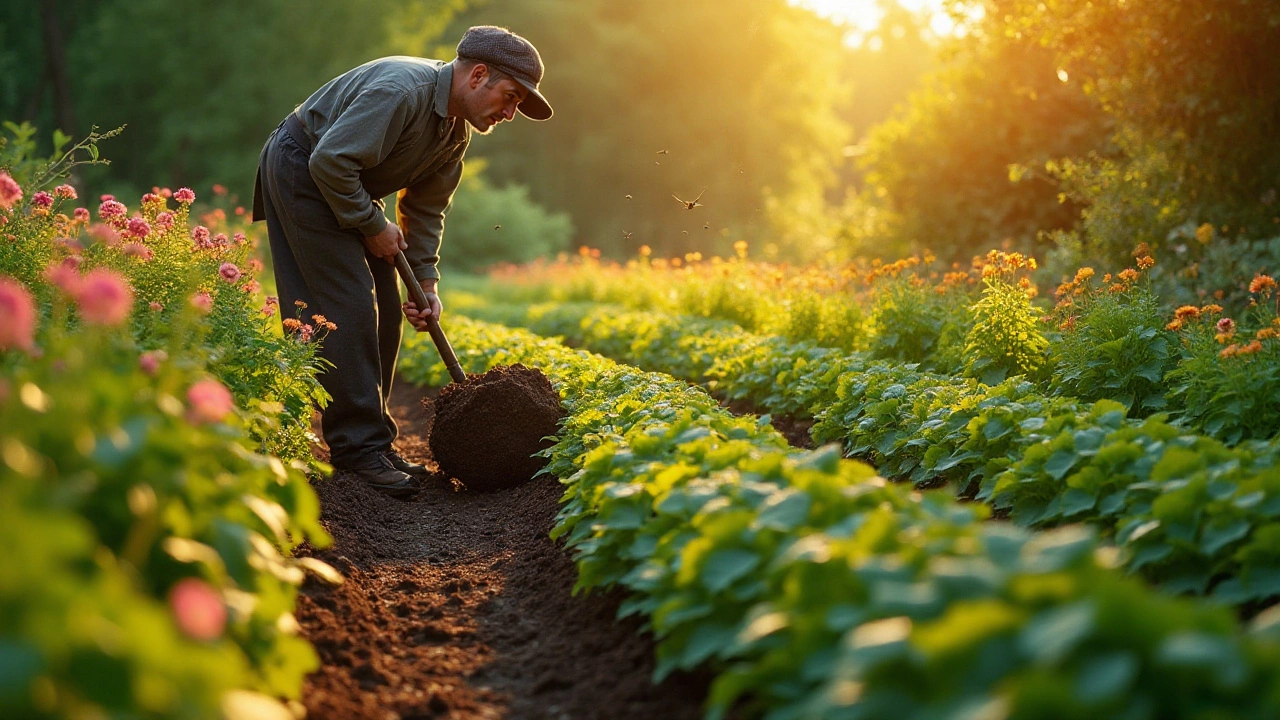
[295,377,712,720]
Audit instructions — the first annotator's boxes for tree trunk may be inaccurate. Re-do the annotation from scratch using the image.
[40,0,76,137]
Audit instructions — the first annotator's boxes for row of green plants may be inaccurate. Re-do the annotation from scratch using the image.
[2,136,335,717]
[475,246,1280,444]
[448,296,1280,606]
[399,314,1280,720]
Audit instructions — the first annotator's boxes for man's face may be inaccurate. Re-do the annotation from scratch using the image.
[462,69,528,135]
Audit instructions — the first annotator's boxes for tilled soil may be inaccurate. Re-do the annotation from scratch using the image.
[430,364,564,493]
[296,376,712,720]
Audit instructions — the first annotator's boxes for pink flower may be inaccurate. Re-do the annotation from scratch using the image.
[87,223,121,245]
[192,226,213,249]
[232,232,246,245]
[149,301,164,311]
[31,191,54,209]
[247,258,263,273]
[43,260,81,294]
[1217,317,1237,334]
[0,172,22,210]
[214,233,229,248]
[100,194,115,202]
[299,324,314,342]
[126,216,151,239]
[186,378,234,424]
[265,295,278,306]
[141,192,161,205]
[262,304,276,317]
[242,280,260,294]
[190,291,213,314]
[54,184,77,200]
[154,211,174,230]
[139,349,167,375]
[122,242,153,260]
[174,187,195,204]
[168,578,226,641]
[0,277,36,352]
[98,199,127,225]
[73,268,133,325]
[73,207,90,223]
[55,237,84,253]
[219,262,241,283]
[159,187,173,199]
[212,184,227,196]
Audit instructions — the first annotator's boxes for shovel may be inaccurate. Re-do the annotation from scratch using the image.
[394,250,466,384]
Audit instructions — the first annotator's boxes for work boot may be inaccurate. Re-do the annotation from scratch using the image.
[347,453,417,498]
[381,449,431,480]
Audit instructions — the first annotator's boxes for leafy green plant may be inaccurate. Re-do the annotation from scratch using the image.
[399,315,1280,720]
[962,252,1048,385]
[1165,286,1280,443]
[1047,261,1178,415]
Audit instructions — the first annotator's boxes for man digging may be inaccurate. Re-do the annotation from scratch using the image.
[252,26,553,497]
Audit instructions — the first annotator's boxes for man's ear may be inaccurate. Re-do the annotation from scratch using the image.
[469,63,488,88]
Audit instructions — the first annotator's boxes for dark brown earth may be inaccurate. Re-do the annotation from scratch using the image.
[721,398,815,449]
[429,364,565,493]
[296,376,712,720]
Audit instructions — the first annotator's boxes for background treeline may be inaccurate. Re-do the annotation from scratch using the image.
[5,0,1278,282]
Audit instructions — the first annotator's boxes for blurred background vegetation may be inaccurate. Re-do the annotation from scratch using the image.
[4,0,1278,285]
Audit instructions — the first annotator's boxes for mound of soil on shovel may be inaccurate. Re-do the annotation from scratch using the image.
[428,363,565,492]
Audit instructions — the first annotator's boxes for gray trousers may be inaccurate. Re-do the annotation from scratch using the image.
[257,121,402,468]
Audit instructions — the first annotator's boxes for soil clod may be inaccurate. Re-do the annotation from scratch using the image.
[427,364,565,492]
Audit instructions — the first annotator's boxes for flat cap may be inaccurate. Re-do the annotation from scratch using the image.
[456,25,553,121]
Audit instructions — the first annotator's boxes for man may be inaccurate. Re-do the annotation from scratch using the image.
[252,26,553,496]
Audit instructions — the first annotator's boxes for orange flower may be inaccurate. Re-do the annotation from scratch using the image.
[1073,267,1095,283]
[283,318,302,331]
[1132,242,1151,257]
[1249,274,1277,296]
[1136,255,1155,270]
[1166,319,1184,331]
[1201,304,1224,315]
[1118,268,1140,283]
[1175,305,1201,320]
[1239,340,1264,355]
[1220,343,1239,358]
[1196,223,1214,244]
[1256,328,1277,340]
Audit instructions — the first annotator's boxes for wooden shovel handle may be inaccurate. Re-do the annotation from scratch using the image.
[394,251,466,384]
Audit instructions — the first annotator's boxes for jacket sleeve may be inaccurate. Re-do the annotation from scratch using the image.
[397,147,465,282]
[307,84,414,238]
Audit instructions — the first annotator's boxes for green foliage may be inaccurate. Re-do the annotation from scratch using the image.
[1048,278,1179,415]
[869,275,971,371]
[0,310,331,717]
[437,165,573,273]
[0,121,119,191]
[399,314,1280,719]
[849,19,1109,261]
[994,0,1280,275]
[439,0,854,259]
[1165,303,1280,444]
[963,276,1048,385]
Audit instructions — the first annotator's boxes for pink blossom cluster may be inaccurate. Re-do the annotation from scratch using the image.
[174,187,196,204]
[126,216,151,239]
[73,208,90,223]
[0,172,22,210]
[154,211,175,231]
[99,199,128,226]
[0,276,37,352]
[42,261,134,325]
[139,349,167,376]
[219,262,241,283]
[186,378,234,424]
[54,184,77,200]
[190,291,213,314]
[31,191,54,209]
[169,577,226,641]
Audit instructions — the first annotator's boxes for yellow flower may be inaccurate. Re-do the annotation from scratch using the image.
[1118,268,1140,283]
[1137,255,1155,270]
[1196,223,1214,244]
[1073,267,1095,283]
[1202,304,1224,315]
